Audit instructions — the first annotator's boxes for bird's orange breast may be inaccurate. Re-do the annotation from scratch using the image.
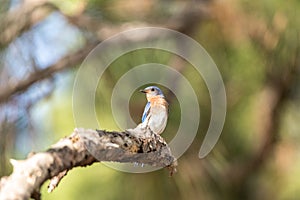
[149,96,169,108]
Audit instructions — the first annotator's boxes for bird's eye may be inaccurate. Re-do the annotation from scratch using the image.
[151,88,155,92]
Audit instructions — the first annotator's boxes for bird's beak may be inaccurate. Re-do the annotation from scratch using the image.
[140,89,147,93]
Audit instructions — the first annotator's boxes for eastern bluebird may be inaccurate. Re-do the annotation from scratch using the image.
[139,86,169,134]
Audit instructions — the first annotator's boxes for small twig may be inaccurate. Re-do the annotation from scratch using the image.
[47,170,68,193]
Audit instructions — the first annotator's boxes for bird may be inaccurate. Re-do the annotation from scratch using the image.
[139,86,169,134]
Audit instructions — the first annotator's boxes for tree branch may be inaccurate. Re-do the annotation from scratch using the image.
[0,1,57,47]
[225,55,298,191]
[66,2,210,40]
[0,41,98,104]
[0,127,177,200]
[0,1,210,104]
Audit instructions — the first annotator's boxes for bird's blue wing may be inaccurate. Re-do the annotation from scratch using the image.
[142,102,151,123]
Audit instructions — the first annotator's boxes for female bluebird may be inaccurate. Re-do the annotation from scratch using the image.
[140,86,169,134]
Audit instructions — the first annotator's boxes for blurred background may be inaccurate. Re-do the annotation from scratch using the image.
[0,0,300,199]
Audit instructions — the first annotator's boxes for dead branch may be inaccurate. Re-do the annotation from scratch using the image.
[0,127,177,200]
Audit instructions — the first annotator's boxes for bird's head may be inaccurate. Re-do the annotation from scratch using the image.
[140,86,164,101]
